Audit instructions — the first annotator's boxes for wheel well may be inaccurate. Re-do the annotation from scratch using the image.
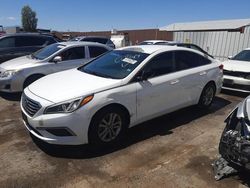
[205,81,216,91]
[23,74,45,89]
[90,103,131,127]
[199,80,216,100]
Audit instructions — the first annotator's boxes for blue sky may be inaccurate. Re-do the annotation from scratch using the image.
[0,0,250,31]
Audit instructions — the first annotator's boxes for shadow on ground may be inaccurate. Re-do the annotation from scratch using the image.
[32,96,231,159]
[0,92,22,101]
[237,169,250,187]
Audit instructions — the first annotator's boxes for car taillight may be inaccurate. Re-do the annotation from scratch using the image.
[219,64,224,70]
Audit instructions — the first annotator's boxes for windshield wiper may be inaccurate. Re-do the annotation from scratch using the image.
[30,54,39,60]
[83,69,115,79]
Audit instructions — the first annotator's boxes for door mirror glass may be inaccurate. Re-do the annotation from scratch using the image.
[52,56,62,63]
[137,70,154,81]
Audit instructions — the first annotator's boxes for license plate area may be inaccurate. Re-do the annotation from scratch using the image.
[224,79,234,85]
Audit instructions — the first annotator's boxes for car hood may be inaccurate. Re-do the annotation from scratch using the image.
[28,69,123,103]
[223,60,250,72]
[0,56,40,70]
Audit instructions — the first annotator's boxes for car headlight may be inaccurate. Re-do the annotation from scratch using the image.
[44,95,94,114]
[0,70,18,78]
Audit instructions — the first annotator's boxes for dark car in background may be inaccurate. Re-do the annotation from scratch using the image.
[166,42,214,58]
[70,36,115,49]
[0,33,59,63]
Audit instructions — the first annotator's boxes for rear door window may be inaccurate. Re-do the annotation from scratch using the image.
[174,51,211,71]
[16,36,45,47]
[0,37,15,48]
[60,47,85,61]
[89,46,108,58]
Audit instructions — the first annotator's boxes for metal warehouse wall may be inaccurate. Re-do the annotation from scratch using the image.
[60,29,173,45]
[173,26,250,60]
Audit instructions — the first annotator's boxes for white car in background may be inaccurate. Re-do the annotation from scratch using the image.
[0,42,111,93]
[21,45,223,146]
[138,40,175,45]
[223,48,250,92]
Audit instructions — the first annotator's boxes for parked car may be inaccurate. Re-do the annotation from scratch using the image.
[0,25,5,37]
[70,36,115,49]
[166,43,214,58]
[21,45,223,145]
[213,96,250,180]
[0,42,111,93]
[222,48,250,92]
[0,33,59,63]
[138,40,174,45]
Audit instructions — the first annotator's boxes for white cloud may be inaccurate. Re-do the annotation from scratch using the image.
[7,17,16,21]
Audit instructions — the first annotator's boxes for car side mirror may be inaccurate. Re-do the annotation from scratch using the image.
[228,55,232,60]
[137,70,153,82]
[52,56,62,63]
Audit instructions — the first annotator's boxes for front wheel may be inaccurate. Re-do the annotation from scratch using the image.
[198,83,216,108]
[88,107,128,146]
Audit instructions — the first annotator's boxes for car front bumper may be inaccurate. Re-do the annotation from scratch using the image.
[0,78,12,92]
[21,88,91,145]
[222,75,250,92]
[219,101,250,170]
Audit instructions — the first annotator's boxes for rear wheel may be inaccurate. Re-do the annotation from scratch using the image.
[88,107,128,146]
[198,83,216,108]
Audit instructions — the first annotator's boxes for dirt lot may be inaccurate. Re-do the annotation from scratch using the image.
[0,91,250,188]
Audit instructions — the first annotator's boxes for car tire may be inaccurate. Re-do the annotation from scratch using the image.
[198,83,216,108]
[88,107,128,146]
[23,75,44,89]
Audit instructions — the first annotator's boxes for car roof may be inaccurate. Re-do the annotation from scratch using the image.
[3,33,54,38]
[74,36,110,39]
[119,45,192,54]
[141,40,170,43]
[58,41,111,48]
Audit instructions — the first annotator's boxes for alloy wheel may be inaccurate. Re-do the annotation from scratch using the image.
[202,86,214,106]
[97,113,122,142]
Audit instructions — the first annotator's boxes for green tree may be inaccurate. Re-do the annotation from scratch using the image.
[21,5,38,32]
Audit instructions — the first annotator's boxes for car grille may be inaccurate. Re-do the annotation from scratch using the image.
[223,70,249,78]
[22,94,41,117]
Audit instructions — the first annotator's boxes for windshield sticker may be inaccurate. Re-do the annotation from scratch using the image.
[122,58,137,64]
[58,45,65,49]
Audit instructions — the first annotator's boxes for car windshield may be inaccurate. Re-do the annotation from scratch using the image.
[69,37,81,41]
[32,43,65,60]
[139,41,154,45]
[79,50,149,79]
[232,50,250,61]
[82,38,108,44]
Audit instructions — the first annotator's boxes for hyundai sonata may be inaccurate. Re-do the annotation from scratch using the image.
[21,45,223,145]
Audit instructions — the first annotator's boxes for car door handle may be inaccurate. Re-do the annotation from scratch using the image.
[170,79,179,85]
[199,71,207,76]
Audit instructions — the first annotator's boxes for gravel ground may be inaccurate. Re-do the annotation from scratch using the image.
[0,91,249,188]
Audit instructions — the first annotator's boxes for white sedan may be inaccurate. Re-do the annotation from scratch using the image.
[21,45,223,145]
[138,40,174,45]
[223,48,250,92]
